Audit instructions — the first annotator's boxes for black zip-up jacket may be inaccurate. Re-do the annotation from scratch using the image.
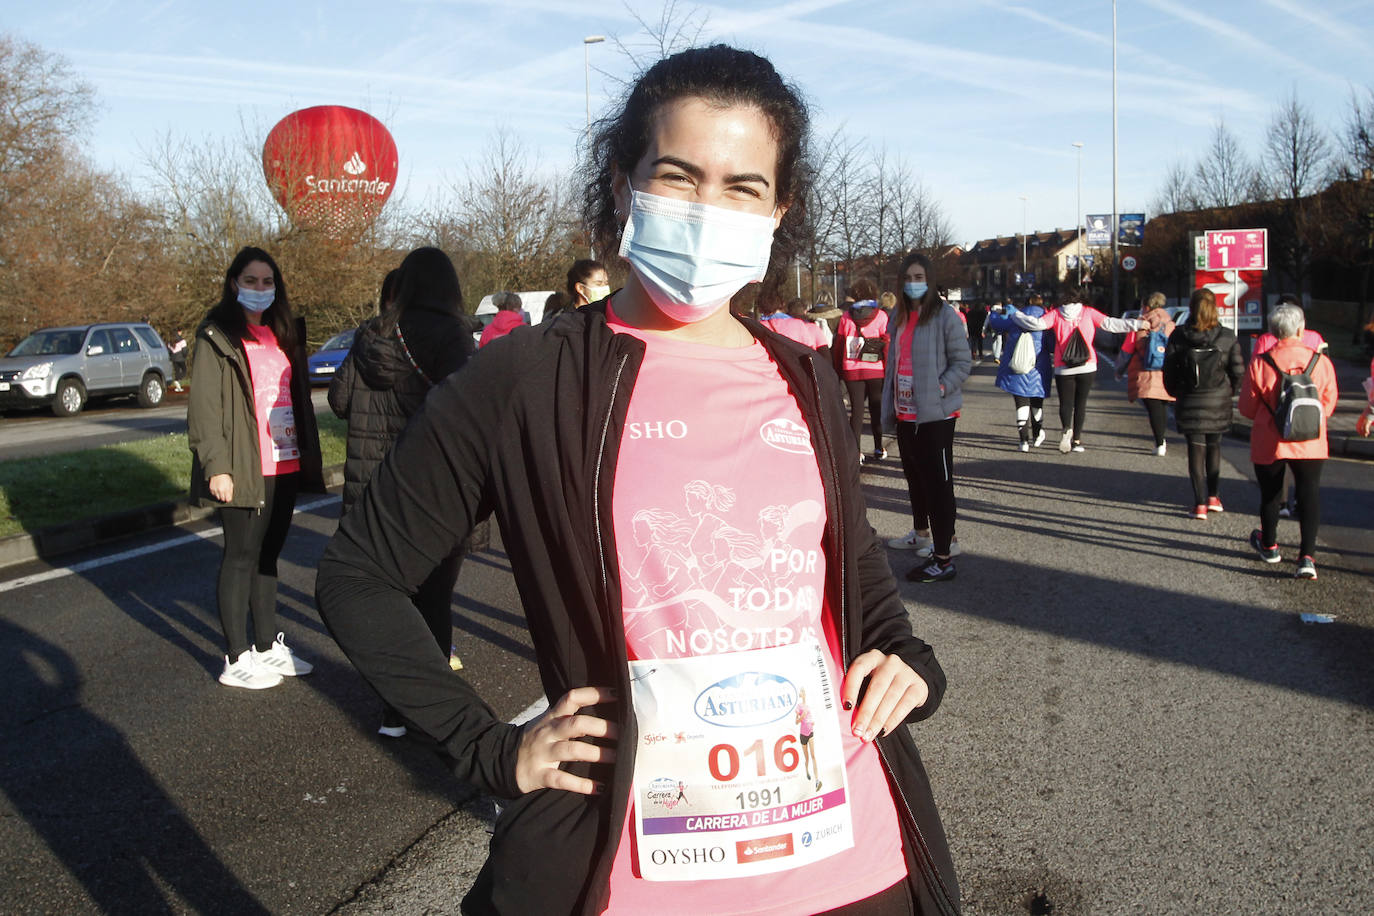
[316,303,960,915]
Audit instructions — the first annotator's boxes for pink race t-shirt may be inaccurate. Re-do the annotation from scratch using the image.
[242,323,300,477]
[604,306,907,915]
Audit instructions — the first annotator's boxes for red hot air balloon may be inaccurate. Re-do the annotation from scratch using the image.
[262,106,398,238]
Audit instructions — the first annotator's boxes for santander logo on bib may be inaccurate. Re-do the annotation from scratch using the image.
[759,418,813,455]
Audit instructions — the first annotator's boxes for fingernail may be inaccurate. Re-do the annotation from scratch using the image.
[879,727,888,738]
[843,700,853,710]
[592,781,606,794]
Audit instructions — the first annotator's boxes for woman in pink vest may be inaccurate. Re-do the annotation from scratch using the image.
[833,277,890,462]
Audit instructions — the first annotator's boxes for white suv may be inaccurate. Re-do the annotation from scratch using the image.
[0,322,175,416]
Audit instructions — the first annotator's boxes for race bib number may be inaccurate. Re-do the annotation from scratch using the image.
[895,371,915,417]
[629,640,852,881]
[267,405,299,461]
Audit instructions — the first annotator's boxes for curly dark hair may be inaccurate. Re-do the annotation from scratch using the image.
[581,44,812,284]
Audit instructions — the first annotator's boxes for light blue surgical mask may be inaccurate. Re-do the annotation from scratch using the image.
[237,287,276,313]
[618,189,777,323]
[904,282,928,300]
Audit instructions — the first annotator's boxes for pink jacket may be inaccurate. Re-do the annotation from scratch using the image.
[1121,313,1175,402]
[1238,338,1339,462]
[479,310,525,348]
[766,315,827,350]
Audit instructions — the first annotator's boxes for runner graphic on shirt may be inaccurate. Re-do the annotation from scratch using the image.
[619,478,824,658]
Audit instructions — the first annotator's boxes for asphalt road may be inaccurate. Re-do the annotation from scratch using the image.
[1,361,1371,915]
[0,389,333,460]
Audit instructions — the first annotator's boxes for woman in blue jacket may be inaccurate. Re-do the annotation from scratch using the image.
[986,296,1053,451]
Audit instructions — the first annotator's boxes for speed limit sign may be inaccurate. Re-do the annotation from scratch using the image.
[1122,255,1137,272]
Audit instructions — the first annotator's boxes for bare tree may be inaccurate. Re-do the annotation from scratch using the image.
[1151,159,1197,215]
[1326,86,1374,331]
[1193,119,1257,210]
[1261,90,1331,294]
[423,129,581,301]
[608,0,709,77]
[0,34,94,181]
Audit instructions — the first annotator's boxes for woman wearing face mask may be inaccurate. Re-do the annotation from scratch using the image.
[833,278,890,463]
[318,45,958,916]
[881,253,972,582]
[188,247,324,690]
[568,258,611,308]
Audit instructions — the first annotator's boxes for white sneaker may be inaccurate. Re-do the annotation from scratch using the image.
[1019,441,1030,452]
[887,529,933,551]
[252,633,314,676]
[1033,429,1046,448]
[1072,444,1085,453]
[219,651,283,690]
[916,539,963,559]
[1154,443,1167,456]
[1059,430,1073,453]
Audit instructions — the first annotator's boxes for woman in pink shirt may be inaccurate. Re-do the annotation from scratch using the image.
[833,277,890,462]
[318,45,957,916]
[188,248,324,690]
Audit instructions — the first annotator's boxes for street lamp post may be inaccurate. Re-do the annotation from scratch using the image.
[1018,194,1029,281]
[583,35,605,257]
[1072,141,1084,286]
[583,36,605,133]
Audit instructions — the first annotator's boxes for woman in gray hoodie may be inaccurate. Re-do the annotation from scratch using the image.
[881,252,972,583]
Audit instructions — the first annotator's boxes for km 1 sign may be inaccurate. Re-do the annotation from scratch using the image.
[1204,229,1268,271]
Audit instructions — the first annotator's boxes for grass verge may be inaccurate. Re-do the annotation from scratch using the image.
[0,412,347,539]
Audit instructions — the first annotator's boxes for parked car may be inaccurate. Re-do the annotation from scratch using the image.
[308,327,357,386]
[0,322,174,416]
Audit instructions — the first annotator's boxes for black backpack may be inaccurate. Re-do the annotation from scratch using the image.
[1263,352,1324,442]
[1061,326,1091,368]
[1178,344,1222,394]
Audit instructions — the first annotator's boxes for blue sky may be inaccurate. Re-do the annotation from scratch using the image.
[10,0,1374,245]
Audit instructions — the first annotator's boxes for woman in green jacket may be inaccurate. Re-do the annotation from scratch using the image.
[188,246,324,690]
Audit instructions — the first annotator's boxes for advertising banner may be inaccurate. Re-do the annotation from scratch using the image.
[1194,269,1263,331]
[1085,214,1112,246]
[1118,213,1145,245]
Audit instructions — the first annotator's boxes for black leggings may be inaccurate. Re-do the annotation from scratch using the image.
[414,552,462,652]
[1055,372,1095,442]
[217,473,298,659]
[1143,398,1169,446]
[896,419,957,557]
[1184,433,1222,505]
[1256,459,1323,557]
[1012,395,1044,443]
[846,377,885,452]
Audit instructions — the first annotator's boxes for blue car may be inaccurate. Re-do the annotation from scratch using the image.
[307,328,356,386]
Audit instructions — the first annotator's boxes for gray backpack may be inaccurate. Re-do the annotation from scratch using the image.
[1263,352,1323,442]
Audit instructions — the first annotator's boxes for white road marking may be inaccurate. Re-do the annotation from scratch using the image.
[0,495,338,594]
[510,695,549,725]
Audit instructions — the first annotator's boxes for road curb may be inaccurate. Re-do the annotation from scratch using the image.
[0,465,345,571]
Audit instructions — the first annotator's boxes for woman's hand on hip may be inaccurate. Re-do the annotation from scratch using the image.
[208,473,234,502]
[516,686,618,795]
[842,651,929,742]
